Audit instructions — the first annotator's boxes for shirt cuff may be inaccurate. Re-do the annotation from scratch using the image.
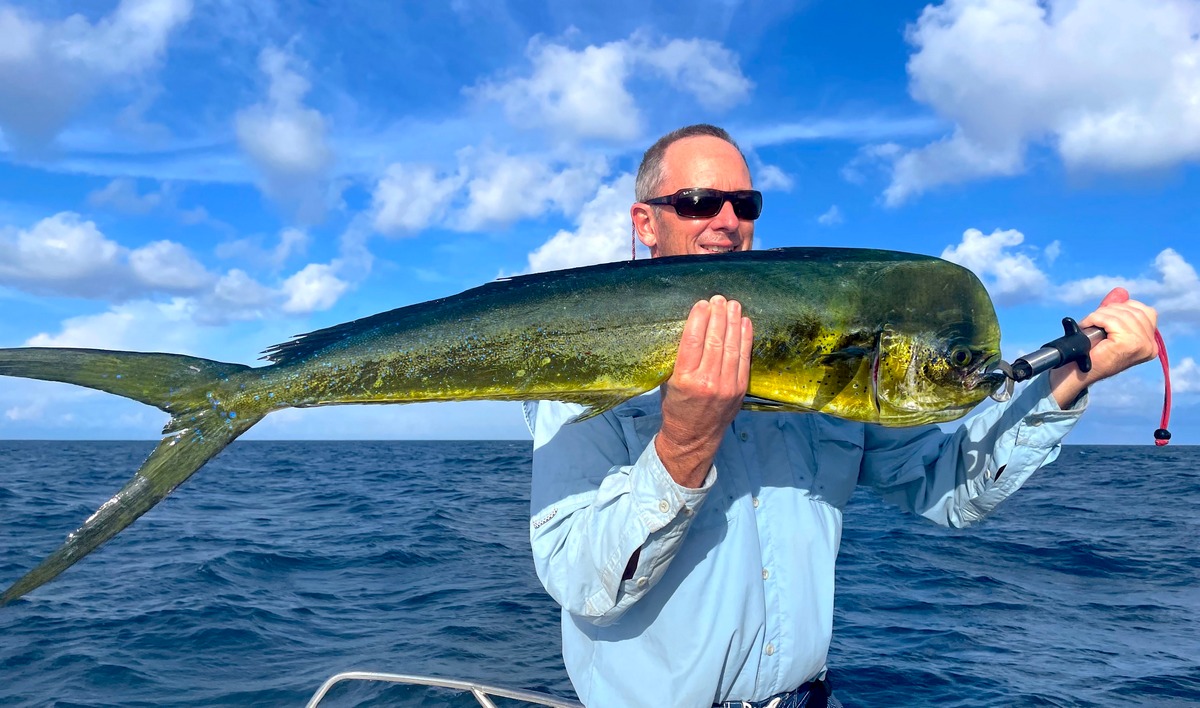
[630,434,715,534]
[978,372,1087,511]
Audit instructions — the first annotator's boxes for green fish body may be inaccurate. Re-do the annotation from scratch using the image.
[0,247,1001,604]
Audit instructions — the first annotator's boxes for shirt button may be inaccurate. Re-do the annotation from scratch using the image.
[658,500,669,513]
[636,576,649,588]
[765,643,775,656]
[682,505,693,516]
[739,431,749,441]
[752,497,760,508]
[762,568,770,580]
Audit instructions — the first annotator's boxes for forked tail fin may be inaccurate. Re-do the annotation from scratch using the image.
[0,347,267,605]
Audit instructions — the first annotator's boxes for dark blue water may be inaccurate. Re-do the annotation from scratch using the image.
[0,442,1196,707]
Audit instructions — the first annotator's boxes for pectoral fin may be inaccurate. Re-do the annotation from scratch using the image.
[818,346,873,364]
[741,396,817,413]
[567,389,655,423]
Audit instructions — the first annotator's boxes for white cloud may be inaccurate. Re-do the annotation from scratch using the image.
[5,400,46,421]
[888,0,1200,204]
[885,131,1024,205]
[526,173,636,273]
[0,212,215,299]
[0,212,122,286]
[1058,248,1200,327]
[0,211,351,325]
[215,227,310,269]
[635,36,753,111]
[740,117,945,148]
[0,0,192,152]
[472,31,751,142]
[192,260,352,324]
[128,240,212,290]
[817,205,843,226]
[756,164,794,191]
[941,229,1200,330]
[87,177,218,227]
[281,263,349,314]
[372,164,465,235]
[274,227,308,265]
[1172,357,1200,393]
[25,298,196,351]
[840,142,904,185]
[371,150,609,235]
[941,228,1051,305]
[235,46,334,223]
[195,269,280,324]
[1043,240,1062,265]
[477,38,638,141]
[87,178,168,214]
[456,150,608,230]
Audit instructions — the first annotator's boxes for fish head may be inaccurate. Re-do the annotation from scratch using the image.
[873,319,1004,425]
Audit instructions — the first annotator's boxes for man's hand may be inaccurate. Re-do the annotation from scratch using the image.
[656,296,753,488]
[1049,287,1159,408]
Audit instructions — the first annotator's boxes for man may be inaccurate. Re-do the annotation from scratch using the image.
[525,124,1158,707]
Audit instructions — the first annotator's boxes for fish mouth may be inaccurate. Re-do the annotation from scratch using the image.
[870,336,882,414]
[971,354,1009,392]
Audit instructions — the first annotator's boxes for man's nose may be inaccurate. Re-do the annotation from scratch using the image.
[710,199,740,231]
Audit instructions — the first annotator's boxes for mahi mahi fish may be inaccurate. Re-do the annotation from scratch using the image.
[0,247,1004,605]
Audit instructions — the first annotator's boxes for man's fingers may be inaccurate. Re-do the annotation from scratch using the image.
[721,300,742,379]
[1099,287,1130,308]
[737,316,753,391]
[675,299,711,373]
[672,296,752,396]
[1078,296,1161,374]
[1081,300,1158,337]
[700,295,729,374]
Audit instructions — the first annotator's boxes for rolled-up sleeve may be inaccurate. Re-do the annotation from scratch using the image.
[526,400,714,625]
[859,373,1087,527]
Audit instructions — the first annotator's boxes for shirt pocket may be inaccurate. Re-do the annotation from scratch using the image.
[778,414,863,509]
[614,404,661,461]
[811,417,864,508]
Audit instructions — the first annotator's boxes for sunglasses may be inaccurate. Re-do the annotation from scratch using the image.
[644,188,763,220]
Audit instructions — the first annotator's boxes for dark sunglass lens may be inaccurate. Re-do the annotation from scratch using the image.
[677,192,723,218]
[731,192,762,220]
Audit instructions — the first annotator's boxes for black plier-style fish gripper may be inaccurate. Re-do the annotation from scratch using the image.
[989,318,1173,446]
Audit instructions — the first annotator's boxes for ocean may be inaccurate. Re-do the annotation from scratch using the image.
[0,441,1197,707]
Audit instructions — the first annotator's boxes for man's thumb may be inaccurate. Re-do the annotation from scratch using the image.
[1099,287,1130,308]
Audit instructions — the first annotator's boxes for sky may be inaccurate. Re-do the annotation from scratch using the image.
[0,0,1197,444]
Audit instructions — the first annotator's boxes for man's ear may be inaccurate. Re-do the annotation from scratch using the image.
[631,203,657,249]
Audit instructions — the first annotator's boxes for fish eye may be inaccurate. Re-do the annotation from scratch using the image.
[950,345,973,367]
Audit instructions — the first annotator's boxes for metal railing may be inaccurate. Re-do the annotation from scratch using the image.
[306,671,584,708]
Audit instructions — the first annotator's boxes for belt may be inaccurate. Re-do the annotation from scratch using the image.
[716,677,832,708]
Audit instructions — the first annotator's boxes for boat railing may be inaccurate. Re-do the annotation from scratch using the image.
[306,670,584,708]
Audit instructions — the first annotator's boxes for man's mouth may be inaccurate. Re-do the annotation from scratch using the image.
[700,245,736,254]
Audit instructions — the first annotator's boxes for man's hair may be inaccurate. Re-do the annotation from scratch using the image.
[634,124,748,202]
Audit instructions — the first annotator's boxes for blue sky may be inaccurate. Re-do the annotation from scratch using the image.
[0,0,1197,443]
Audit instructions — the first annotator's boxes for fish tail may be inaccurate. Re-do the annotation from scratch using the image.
[0,347,251,411]
[0,347,266,606]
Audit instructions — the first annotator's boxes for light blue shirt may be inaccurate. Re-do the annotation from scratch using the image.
[526,374,1085,708]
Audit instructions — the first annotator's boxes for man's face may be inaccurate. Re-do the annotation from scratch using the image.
[635,135,755,258]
